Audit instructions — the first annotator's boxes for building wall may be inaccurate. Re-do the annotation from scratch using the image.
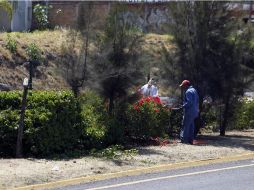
[48,1,79,28]
[46,1,169,33]
[41,2,252,32]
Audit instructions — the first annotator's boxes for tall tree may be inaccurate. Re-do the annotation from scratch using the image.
[59,2,95,97]
[94,3,144,114]
[165,1,254,135]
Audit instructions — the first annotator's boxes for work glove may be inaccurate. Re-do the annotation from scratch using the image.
[171,106,183,111]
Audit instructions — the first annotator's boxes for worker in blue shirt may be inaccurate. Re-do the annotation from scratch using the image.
[179,80,199,144]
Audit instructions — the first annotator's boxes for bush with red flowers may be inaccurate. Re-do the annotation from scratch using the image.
[125,96,171,139]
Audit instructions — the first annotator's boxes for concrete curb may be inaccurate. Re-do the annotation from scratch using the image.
[11,152,254,190]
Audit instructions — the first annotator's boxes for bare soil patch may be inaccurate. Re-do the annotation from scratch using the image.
[0,130,254,190]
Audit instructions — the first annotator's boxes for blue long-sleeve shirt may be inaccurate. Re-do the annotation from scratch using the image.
[183,86,199,118]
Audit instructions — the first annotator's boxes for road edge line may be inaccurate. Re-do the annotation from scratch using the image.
[11,152,254,190]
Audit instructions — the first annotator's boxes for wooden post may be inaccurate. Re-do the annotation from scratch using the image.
[16,84,28,158]
[28,61,33,90]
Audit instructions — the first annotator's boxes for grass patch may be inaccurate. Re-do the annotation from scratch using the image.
[90,145,138,160]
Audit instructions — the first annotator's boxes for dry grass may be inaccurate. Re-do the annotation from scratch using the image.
[0,30,174,90]
[0,30,63,59]
[142,33,174,53]
[0,30,68,89]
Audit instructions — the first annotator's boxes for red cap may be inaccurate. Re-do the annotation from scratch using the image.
[180,80,190,87]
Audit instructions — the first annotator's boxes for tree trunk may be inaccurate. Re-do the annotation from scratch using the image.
[109,96,114,115]
[147,73,150,83]
[72,85,80,98]
[220,95,230,136]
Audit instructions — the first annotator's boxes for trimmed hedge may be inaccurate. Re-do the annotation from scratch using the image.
[0,90,120,157]
[0,91,82,157]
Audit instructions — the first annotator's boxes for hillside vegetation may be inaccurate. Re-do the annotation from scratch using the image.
[0,30,173,93]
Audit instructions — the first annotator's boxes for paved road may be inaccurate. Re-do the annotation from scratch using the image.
[54,159,254,190]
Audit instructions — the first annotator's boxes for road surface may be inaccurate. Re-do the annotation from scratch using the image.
[53,159,254,190]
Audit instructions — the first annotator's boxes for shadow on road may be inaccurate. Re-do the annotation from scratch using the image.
[196,133,254,151]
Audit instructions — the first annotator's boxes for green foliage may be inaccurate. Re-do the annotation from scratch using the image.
[26,43,42,61]
[0,91,21,110]
[0,91,82,157]
[201,104,217,129]
[91,145,138,160]
[233,99,254,130]
[33,4,51,30]
[79,91,108,149]
[0,109,19,156]
[0,90,178,158]
[0,90,129,157]
[5,34,17,53]
[103,116,125,146]
[25,91,82,156]
[125,97,170,139]
[168,109,182,136]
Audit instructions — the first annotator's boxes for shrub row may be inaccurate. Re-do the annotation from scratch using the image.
[0,91,173,157]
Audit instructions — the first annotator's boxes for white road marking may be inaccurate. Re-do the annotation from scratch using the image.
[86,163,254,190]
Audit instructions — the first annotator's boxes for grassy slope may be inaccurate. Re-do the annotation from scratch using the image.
[0,30,173,92]
[0,30,67,89]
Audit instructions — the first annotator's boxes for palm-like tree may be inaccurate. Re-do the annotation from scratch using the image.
[0,0,13,20]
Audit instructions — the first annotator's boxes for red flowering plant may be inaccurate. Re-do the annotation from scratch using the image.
[125,96,171,140]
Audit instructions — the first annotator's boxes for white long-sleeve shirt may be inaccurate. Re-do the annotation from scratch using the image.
[139,84,158,97]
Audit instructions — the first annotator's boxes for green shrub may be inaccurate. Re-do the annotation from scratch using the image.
[79,91,126,148]
[233,99,254,130]
[0,90,126,157]
[125,97,171,139]
[198,103,218,132]
[25,91,82,156]
[0,90,174,157]
[78,91,108,149]
[26,43,42,61]
[0,91,82,157]
[0,91,22,110]
[168,109,182,136]
[5,34,17,53]
[0,109,19,157]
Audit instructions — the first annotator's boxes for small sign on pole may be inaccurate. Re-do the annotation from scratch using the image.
[23,77,29,87]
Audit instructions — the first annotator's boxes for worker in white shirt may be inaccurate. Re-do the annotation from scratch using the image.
[139,78,158,97]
